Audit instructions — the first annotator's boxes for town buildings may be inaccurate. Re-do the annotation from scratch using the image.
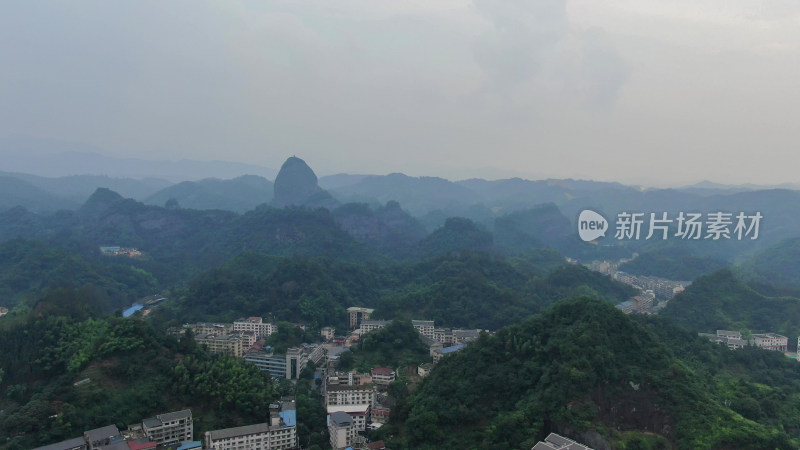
[204,402,297,450]
[700,330,789,352]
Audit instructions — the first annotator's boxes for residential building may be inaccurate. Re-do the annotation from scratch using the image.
[245,346,309,379]
[347,307,375,329]
[84,425,122,450]
[141,409,192,444]
[326,384,376,408]
[233,317,275,338]
[751,333,789,352]
[326,371,372,387]
[0,306,8,317]
[328,411,357,450]
[186,322,230,336]
[532,432,594,450]
[417,363,433,377]
[370,405,391,424]
[412,320,435,340]
[370,368,395,386]
[320,326,336,341]
[195,333,244,358]
[304,343,326,366]
[700,330,749,350]
[615,300,635,314]
[359,319,390,334]
[452,329,480,345]
[204,402,297,450]
[326,403,370,432]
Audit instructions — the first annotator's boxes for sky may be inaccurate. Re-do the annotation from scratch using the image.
[1,0,799,186]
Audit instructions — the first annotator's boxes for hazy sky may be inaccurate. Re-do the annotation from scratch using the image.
[1,0,799,185]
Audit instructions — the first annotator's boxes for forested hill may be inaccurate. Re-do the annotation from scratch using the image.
[0,315,284,449]
[660,269,800,338]
[381,297,800,449]
[156,251,637,331]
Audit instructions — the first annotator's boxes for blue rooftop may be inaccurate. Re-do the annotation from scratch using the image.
[122,304,143,318]
[441,344,466,354]
[177,442,202,450]
[280,409,297,427]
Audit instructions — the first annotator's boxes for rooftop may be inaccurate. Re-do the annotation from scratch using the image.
[157,409,191,422]
[329,411,354,427]
[371,367,394,376]
[32,437,87,450]
[207,423,271,440]
[84,424,120,442]
[441,344,466,354]
[347,307,375,313]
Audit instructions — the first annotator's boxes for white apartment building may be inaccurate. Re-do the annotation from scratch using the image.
[359,320,389,334]
[142,410,193,444]
[751,333,788,352]
[326,385,376,408]
[412,320,435,340]
[233,317,276,338]
[329,412,357,450]
[204,403,297,450]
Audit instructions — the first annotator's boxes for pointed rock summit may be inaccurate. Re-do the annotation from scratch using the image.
[79,187,125,216]
[272,156,337,208]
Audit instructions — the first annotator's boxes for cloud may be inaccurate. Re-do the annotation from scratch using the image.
[471,0,629,109]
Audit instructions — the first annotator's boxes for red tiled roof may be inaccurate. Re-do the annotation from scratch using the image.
[128,442,157,450]
[368,440,386,449]
[371,367,393,375]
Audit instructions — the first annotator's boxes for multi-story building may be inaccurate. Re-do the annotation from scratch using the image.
[186,322,231,336]
[328,411,357,450]
[700,330,749,350]
[233,317,276,338]
[326,403,369,432]
[326,371,372,388]
[204,403,297,450]
[347,307,374,329]
[245,346,309,379]
[237,331,258,349]
[326,384,376,408]
[453,329,480,345]
[84,425,122,450]
[195,334,244,358]
[320,326,336,341]
[304,343,325,366]
[370,405,391,424]
[412,320,435,340]
[370,368,395,386]
[359,320,390,334]
[751,333,788,352]
[142,410,192,444]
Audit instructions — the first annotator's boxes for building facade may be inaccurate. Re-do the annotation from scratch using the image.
[233,317,276,338]
[204,403,297,450]
[142,410,192,444]
[195,334,244,358]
